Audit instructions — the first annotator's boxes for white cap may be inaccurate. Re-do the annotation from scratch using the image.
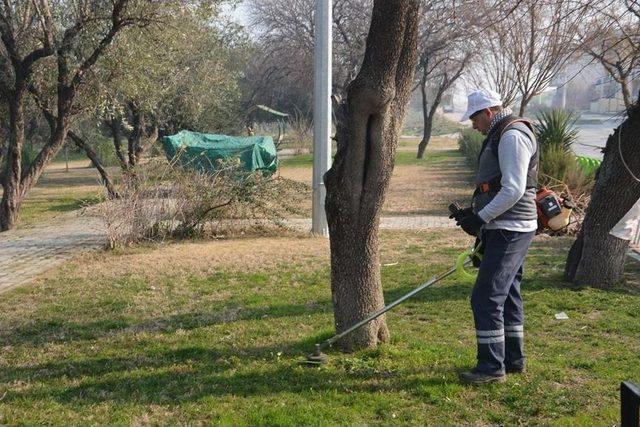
[461,89,503,122]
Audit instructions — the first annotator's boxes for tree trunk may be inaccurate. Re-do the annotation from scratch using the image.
[0,90,26,231]
[564,100,640,287]
[417,78,444,159]
[620,79,632,112]
[136,119,158,163]
[128,102,144,168]
[324,0,420,352]
[518,96,531,117]
[417,71,430,159]
[68,131,119,199]
[110,118,128,170]
[20,113,70,195]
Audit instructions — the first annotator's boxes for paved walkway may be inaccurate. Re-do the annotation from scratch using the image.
[0,211,453,295]
[0,211,105,294]
[285,215,453,231]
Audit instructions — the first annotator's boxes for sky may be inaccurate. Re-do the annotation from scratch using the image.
[221,1,251,28]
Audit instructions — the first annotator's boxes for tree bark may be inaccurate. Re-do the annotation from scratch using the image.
[110,118,129,170]
[417,70,430,159]
[27,84,119,200]
[127,102,145,168]
[518,96,532,117]
[68,131,119,199]
[0,89,26,231]
[564,99,640,287]
[324,0,420,352]
[620,79,632,112]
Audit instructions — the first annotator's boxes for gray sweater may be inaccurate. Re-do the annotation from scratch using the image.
[477,129,538,232]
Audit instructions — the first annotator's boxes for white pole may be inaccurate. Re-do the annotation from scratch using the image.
[312,0,332,237]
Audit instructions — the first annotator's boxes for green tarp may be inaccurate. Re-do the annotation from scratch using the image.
[161,130,278,174]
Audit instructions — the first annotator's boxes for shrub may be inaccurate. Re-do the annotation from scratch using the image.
[457,128,484,171]
[97,158,310,248]
[534,109,579,154]
[534,109,594,197]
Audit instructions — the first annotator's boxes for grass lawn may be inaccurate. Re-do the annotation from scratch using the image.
[1,229,639,425]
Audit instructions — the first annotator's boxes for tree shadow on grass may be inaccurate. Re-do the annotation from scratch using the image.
[0,341,455,407]
[1,281,472,349]
[0,300,333,348]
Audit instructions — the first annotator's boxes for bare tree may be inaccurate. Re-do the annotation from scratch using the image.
[467,27,520,108]
[578,0,639,112]
[324,0,420,351]
[507,0,588,115]
[468,0,587,116]
[414,0,477,157]
[245,0,372,115]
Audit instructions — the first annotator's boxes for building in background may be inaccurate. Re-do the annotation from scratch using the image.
[589,70,640,113]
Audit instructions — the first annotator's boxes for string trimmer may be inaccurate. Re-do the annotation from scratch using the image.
[303,203,482,365]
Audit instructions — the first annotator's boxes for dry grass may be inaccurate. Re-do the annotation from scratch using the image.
[278,136,474,217]
[384,163,473,216]
[397,135,460,152]
[70,228,473,282]
[74,236,331,280]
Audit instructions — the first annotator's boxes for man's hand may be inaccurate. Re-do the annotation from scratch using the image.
[456,209,485,236]
[449,206,474,222]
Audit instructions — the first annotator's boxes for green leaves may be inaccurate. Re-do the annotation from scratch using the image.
[534,109,579,155]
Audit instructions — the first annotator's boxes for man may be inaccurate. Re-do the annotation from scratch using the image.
[452,89,539,385]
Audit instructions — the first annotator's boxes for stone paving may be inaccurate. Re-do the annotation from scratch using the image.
[285,215,454,231]
[0,211,105,295]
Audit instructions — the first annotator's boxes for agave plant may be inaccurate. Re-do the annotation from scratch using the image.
[534,109,579,154]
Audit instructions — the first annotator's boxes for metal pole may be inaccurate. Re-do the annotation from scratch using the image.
[312,0,332,237]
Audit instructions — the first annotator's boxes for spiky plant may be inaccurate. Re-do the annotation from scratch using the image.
[534,108,579,154]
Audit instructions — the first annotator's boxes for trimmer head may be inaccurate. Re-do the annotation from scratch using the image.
[302,344,328,365]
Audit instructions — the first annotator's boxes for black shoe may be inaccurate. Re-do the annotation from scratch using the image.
[459,369,506,385]
[505,364,525,374]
